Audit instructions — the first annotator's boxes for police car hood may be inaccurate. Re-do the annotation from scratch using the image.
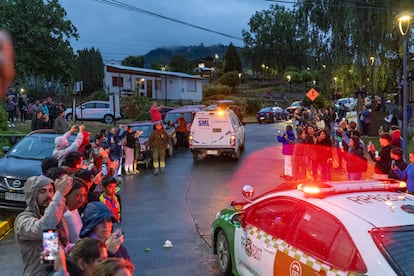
[319,191,414,228]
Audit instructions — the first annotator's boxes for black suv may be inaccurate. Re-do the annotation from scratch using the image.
[0,130,74,210]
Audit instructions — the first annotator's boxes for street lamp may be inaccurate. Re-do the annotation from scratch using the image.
[370,56,375,97]
[261,64,265,82]
[333,77,338,101]
[397,12,412,160]
[238,73,242,94]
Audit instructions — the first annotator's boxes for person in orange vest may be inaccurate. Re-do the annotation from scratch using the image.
[99,176,121,223]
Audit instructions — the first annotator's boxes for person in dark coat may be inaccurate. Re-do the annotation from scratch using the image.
[368,133,394,179]
[389,147,407,180]
[31,111,44,131]
[344,136,366,180]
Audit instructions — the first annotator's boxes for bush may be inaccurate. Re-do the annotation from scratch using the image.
[0,107,8,131]
[203,84,231,97]
[245,98,263,115]
[120,95,151,121]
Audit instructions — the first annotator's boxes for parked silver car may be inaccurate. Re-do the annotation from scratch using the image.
[65,100,121,124]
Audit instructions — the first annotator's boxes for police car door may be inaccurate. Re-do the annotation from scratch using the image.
[234,198,299,275]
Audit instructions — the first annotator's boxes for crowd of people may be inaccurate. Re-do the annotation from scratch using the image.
[14,122,136,275]
[277,105,413,194]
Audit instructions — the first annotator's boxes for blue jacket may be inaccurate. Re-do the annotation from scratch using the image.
[80,202,130,260]
[277,129,295,155]
[395,163,414,193]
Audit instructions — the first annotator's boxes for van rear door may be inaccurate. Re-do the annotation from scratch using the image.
[192,111,232,148]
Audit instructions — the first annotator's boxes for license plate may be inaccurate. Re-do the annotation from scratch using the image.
[206,150,218,155]
[5,192,25,202]
[213,128,221,133]
[260,117,264,120]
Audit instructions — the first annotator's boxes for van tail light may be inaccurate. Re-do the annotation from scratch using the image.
[230,134,236,147]
[188,134,193,147]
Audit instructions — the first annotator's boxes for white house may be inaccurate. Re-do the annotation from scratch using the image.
[104,64,206,103]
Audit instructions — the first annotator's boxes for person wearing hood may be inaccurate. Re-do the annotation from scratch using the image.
[80,201,130,260]
[277,124,296,180]
[14,174,73,276]
[53,124,85,165]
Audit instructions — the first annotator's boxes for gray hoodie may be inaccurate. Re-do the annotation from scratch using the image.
[14,175,68,276]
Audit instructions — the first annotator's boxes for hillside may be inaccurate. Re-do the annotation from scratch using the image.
[144,43,230,67]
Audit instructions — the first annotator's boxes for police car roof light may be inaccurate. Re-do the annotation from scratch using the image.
[297,179,407,197]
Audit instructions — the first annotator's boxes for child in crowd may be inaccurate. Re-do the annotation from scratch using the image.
[392,150,414,194]
[99,176,121,223]
[388,147,407,180]
[277,125,295,180]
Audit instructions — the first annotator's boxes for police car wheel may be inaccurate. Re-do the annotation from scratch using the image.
[216,230,232,275]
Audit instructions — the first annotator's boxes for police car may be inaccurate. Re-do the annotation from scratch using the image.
[211,179,414,276]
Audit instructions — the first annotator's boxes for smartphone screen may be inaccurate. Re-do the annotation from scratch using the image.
[42,229,58,263]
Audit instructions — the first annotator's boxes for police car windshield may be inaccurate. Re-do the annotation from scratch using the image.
[371,225,414,274]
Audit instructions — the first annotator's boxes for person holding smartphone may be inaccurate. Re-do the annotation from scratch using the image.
[14,174,73,276]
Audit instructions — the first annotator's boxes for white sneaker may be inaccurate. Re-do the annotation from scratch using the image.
[11,123,15,127]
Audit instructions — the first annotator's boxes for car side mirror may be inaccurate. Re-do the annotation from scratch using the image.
[2,146,10,154]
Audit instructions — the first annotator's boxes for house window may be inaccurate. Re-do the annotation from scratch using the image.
[112,76,123,87]
[186,80,196,92]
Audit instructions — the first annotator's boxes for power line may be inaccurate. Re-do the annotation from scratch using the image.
[265,0,390,10]
[93,0,243,40]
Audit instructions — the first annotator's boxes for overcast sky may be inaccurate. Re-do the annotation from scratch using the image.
[58,0,282,63]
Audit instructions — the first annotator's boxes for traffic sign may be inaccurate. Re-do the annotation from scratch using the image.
[306,88,319,101]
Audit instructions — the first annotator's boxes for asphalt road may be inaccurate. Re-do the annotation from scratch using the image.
[0,121,289,275]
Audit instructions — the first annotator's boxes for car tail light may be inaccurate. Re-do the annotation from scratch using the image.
[266,112,270,116]
[230,134,236,147]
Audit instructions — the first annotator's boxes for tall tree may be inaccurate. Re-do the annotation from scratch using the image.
[169,54,193,73]
[295,0,412,95]
[0,0,78,84]
[122,55,145,68]
[222,43,242,73]
[242,5,307,76]
[74,48,104,96]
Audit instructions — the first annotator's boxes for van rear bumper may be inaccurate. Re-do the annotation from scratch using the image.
[190,148,235,156]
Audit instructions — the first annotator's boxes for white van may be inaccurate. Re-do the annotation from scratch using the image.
[189,108,246,160]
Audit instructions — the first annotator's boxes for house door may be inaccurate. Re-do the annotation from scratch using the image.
[147,80,153,99]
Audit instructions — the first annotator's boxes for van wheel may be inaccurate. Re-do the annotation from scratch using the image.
[192,153,199,161]
[232,149,240,160]
[240,140,245,151]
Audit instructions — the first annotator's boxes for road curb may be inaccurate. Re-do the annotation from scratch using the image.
[0,214,16,238]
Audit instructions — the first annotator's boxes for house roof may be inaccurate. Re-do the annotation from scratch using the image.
[106,64,206,80]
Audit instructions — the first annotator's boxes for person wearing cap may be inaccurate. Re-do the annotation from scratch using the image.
[368,133,394,179]
[53,124,84,166]
[148,122,171,175]
[14,174,73,276]
[80,202,130,260]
